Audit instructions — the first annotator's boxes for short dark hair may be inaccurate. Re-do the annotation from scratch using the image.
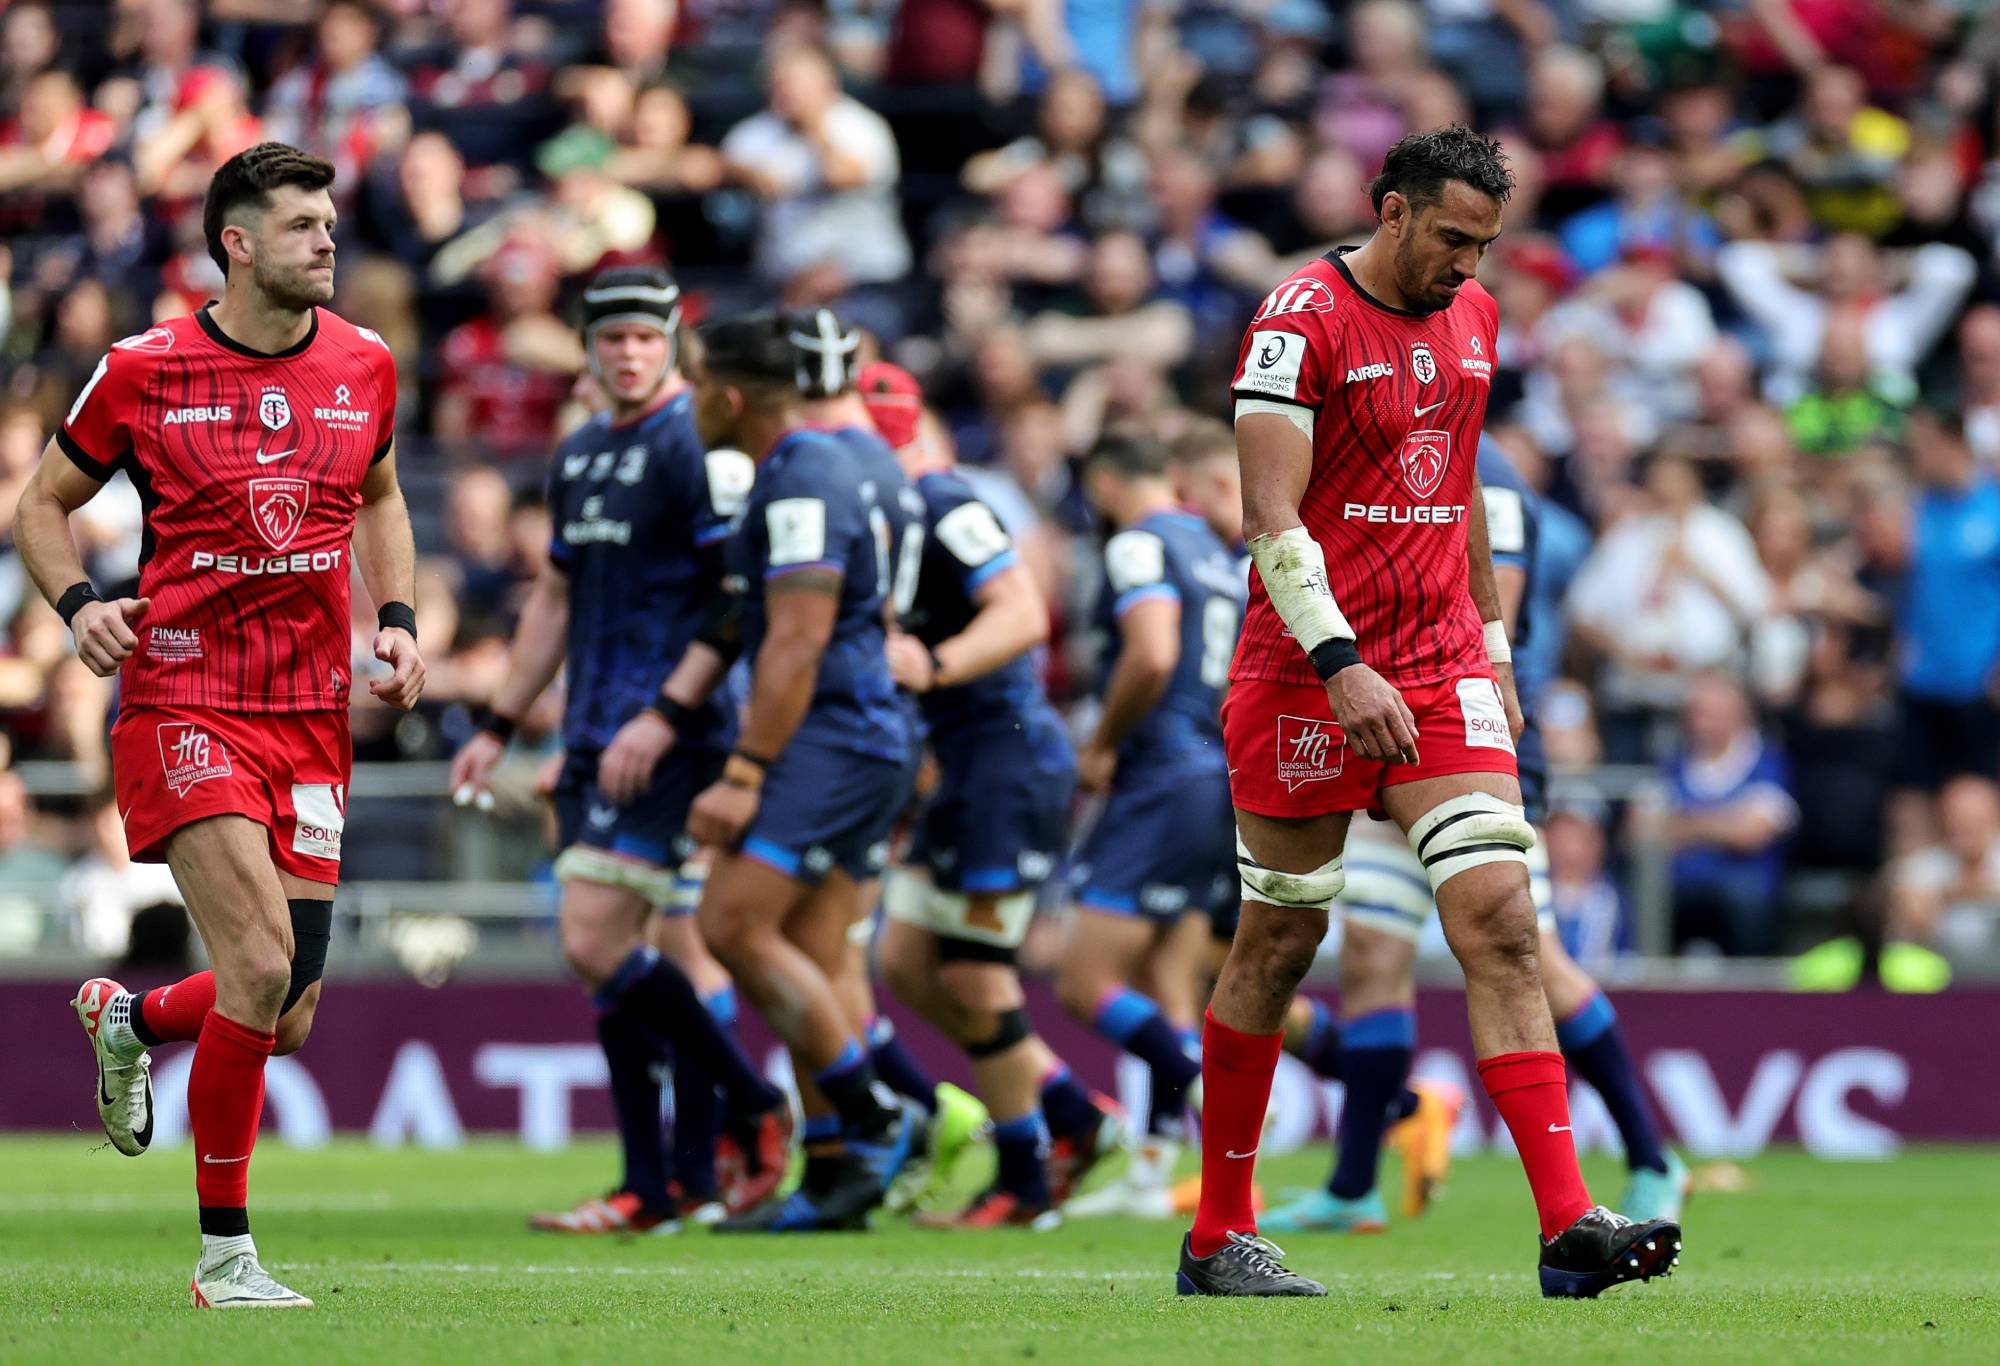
[1369,125,1514,215]
[696,311,800,389]
[203,142,336,275]
[1086,427,1171,481]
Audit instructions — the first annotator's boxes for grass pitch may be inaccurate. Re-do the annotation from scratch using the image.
[0,1136,1991,1364]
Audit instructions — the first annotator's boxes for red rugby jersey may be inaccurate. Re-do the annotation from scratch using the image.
[1229,247,1496,690]
[57,305,397,711]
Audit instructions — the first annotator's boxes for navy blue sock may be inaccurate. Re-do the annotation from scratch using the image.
[618,949,781,1115]
[1328,1007,1415,1201]
[1092,987,1200,1137]
[592,957,672,1209]
[815,1038,897,1141]
[1039,1065,1100,1141]
[668,987,737,1199]
[866,1016,937,1115]
[992,1112,1051,1205]
[1297,998,1344,1079]
[1558,992,1667,1174]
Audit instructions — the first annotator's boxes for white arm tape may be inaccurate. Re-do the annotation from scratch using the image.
[1235,398,1315,440]
[1484,619,1511,664]
[1246,525,1354,655]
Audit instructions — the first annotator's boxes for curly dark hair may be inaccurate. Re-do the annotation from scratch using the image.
[203,142,336,275]
[1368,125,1515,215]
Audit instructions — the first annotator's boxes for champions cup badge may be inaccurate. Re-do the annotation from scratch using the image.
[250,477,311,550]
[1277,714,1345,791]
[1411,343,1437,385]
[1402,430,1451,499]
[157,723,232,797]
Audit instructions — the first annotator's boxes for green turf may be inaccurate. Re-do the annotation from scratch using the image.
[0,1136,1992,1364]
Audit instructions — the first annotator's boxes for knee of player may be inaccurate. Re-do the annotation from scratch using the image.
[558,923,626,984]
[1053,956,1106,1021]
[1450,887,1541,974]
[227,945,294,1012]
[1246,910,1327,989]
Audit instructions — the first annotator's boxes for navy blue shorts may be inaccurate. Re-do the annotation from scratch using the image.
[1071,764,1235,922]
[554,743,723,866]
[1517,719,1547,825]
[909,710,1075,894]
[743,739,910,884]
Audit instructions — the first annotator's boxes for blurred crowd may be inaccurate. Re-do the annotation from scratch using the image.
[7,0,2000,973]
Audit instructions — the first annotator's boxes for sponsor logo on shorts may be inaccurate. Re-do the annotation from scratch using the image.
[1457,677,1515,754]
[1277,714,1345,791]
[157,723,232,797]
[291,783,346,860]
[1141,884,1190,914]
[804,846,836,876]
[148,626,202,662]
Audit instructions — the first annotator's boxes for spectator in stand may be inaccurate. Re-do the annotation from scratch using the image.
[1023,228,1192,374]
[28,159,167,318]
[1423,0,1559,120]
[1892,407,2000,803]
[1784,312,1914,459]
[1659,668,1798,956]
[1658,338,1759,469]
[60,792,183,958]
[1567,453,1770,758]
[1315,0,1429,174]
[604,82,723,197]
[719,41,910,330]
[1543,805,1630,971]
[132,64,264,202]
[0,770,64,915]
[962,68,1149,235]
[1716,233,1976,406]
[598,0,679,87]
[1143,144,1274,358]
[0,3,61,120]
[0,68,117,196]
[445,463,525,638]
[260,0,408,187]
[109,0,237,150]
[1511,45,1623,224]
[1558,133,1720,278]
[1539,243,1716,429]
[1748,64,1908,237]
[403,0,557,172]
[1954,306,2000,466]
[433,237,582,459]
[1888,775,2000,961]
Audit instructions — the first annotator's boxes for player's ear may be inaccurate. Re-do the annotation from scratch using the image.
[221,219,255,270]
[1381,192,1407,238]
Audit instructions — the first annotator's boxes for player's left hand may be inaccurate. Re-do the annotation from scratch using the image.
[885,631,936,693]
[599,710,675,804]
[1076,743,1117,795]
[1494,661,1525,744]
[370,627,425,710]
[688,779,758,850]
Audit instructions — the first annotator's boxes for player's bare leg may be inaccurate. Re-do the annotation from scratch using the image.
[1146,910,1212,1041]
[152,816,312,1308]
[1382,773,1679,1296]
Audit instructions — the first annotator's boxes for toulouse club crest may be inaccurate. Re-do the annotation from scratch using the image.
[259,386,293,432]
[1410,343,1438,386]
[1402,429,1452,499]
[249,476,311,550]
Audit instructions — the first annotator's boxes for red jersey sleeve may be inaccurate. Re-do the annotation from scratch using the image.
[357,325,398,463]
[56,337,154,480]
[1230,273,1340,414]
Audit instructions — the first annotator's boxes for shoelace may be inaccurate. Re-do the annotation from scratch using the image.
[104,1055,150,1126]
[209,1253,294,1299]
[1225,1231,1293,1276]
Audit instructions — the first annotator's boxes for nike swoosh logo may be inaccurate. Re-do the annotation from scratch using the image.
[1225,1148,1258,1160]
[202,1154,249,1164]
[255,447,297,464]
[1414,401,1445,418]
[1547,1124,1572,1133]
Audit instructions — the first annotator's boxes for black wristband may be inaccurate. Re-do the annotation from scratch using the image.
[56,581,103,628]
[1308,638,1364,681]
[927,648,947,690]
[731,747,775,772]
[647,696,692,728]
[475,707,518,743]
[377,601,418,639]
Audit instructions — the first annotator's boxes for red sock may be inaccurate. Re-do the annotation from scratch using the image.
[137,971,216,1044]
[1477,1050,1593,1239]
[189,1011,275,1213]
[1188,1008,1283,1257]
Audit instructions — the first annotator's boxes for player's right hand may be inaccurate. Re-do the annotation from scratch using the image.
[450,730,504,811]
[599,710,675,804]
[70,597,148,677]
[1326,664,1420,766]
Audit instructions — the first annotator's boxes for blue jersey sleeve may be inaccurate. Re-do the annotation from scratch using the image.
[695,446,756,549]
[757,454,867,583]
[544,449,573,571]
[925,473,1018,596]
[1104,527,1178,616]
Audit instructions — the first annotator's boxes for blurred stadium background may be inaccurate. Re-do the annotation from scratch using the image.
[4,0,2000,1165]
